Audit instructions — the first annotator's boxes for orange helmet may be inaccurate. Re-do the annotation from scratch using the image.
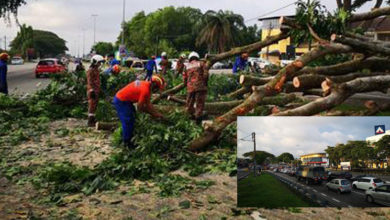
[112,64,121,75]
[0,53,9,61]
[151,75,165,90]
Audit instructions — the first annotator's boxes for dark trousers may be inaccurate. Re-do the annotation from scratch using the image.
[144,70,153,81]
[113,96,136,143]
[186,91,207,119]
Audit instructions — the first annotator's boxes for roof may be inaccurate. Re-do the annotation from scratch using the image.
[351,16,390,32]
[300,153,327,158]
[258,15,295,21]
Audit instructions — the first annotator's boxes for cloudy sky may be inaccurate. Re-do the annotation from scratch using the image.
[0,0,375,56]
[237,117,390,158]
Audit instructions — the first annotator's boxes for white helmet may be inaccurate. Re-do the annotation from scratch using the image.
[180,53,186,59]
[161,52,167,57]
[188,51,200,60]
[91,54,105,64]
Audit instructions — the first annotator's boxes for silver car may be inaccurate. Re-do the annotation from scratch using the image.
[366,184,390,206]
[326,178,352,194]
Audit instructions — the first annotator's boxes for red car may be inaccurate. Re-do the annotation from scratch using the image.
[35,59,66,78]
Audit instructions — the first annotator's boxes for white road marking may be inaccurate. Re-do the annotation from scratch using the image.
[352,191,365,196]
[321,193,327,197]
[332,198,341,203]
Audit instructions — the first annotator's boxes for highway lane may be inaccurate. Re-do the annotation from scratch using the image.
[271,171,383,207]
[7,63,50,95]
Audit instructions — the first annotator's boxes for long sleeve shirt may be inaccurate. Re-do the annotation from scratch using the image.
[232,56,248,74]
[0,60,8,94]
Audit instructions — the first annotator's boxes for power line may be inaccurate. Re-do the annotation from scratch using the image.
[244,2,296,23]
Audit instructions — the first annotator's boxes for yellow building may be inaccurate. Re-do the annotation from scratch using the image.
[300,153,328,167]
[258,16,310,64]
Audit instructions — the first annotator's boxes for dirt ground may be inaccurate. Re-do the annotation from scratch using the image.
[1,119,390,219]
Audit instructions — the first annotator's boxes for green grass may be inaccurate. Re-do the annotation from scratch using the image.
[237,173,314,208]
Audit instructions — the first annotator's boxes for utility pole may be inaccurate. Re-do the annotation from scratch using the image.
[252,132,257,176]
[4,36,6,51]
[92,14,98,45]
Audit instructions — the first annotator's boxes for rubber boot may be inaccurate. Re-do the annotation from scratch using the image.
[87,116,96,127]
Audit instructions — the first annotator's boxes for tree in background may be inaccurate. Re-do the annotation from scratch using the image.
[9,24,33,58]
[196,10,245,53]
[277,152,294,163]
[374,135,390,165]
[10,28,68,58]
[243,150,275,165]
[336,0,385,11]
[118,7,204,58]
[92,42,114,56]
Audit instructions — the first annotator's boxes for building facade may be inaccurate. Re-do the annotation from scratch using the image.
[300,153,328,167]
[258,16,310,64]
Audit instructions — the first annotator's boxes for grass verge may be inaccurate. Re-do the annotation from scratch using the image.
[237,172,315,208]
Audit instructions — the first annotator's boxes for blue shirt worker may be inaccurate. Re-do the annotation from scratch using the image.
[232,53,249,74]
[0,53,9,95]
[144,56,157,81]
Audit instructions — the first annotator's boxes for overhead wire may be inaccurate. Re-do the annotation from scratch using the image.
[244,2,296,23]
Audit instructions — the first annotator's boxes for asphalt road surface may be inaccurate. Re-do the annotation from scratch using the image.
[270,171,383,207]
[7,63,50,96]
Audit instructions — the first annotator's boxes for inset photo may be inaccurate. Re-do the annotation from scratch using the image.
[237,116,390,208]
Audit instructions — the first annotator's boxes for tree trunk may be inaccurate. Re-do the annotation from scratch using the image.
[331,34,390,56]
[239,75,273,87]
[151,83,185,103]
[348,6,390,22]
[188,43,352,151]
[226,87,251,98]
[275,75,390,116]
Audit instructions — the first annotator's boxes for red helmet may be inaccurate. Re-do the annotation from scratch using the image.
[112,64,121,75]
[151,75,165,90]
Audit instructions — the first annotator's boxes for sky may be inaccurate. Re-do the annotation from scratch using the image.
[0,0,375,56]
[237,117,390,159]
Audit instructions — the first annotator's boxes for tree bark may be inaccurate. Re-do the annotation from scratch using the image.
[226,87,251,98]
[188,43,352,151]
[151,83,185,103]
[331,34,390,56]
[348,6,390,22]
[297,57,390,76]
[239,75,273,87]
[345,32,390,47]
[274,75,390,116]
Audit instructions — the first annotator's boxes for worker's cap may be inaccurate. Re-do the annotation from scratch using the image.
[151,75,166,91]
[0,53,9,60]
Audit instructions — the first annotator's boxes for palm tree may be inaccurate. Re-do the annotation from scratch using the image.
[196,10,244,53]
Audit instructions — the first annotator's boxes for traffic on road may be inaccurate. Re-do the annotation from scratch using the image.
[267,166,390,207]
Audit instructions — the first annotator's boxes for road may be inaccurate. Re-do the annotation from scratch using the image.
[269,171,383,207]
[7,63,50,95]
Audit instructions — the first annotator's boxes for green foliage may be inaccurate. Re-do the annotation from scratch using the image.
[243,151,275,165]
[291,0,348,46]
[196,10,245,53]
[11,27,68,58]
[92,42,114,56]
[277,152,294,163]
[325,140,374,168]
[207,74,240,101]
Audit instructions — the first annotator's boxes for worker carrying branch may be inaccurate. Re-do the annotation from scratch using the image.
[113,75,166,148]
[183,52,209,124]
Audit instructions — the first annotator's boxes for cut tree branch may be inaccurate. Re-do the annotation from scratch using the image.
[331,34,390,56]
[349,6,390,22]
[152,83,185,103]
[274,75,390,116]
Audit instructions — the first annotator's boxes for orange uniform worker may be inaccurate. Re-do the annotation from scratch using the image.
[87,54,105,127]
[113,75,165,148]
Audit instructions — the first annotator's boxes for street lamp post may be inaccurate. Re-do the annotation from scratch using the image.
[92,14,98,45]
[82,28,86,58]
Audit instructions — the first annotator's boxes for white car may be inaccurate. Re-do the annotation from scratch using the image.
[11,56,24,65]
[352,177,384,191]
[326,178,352,194]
